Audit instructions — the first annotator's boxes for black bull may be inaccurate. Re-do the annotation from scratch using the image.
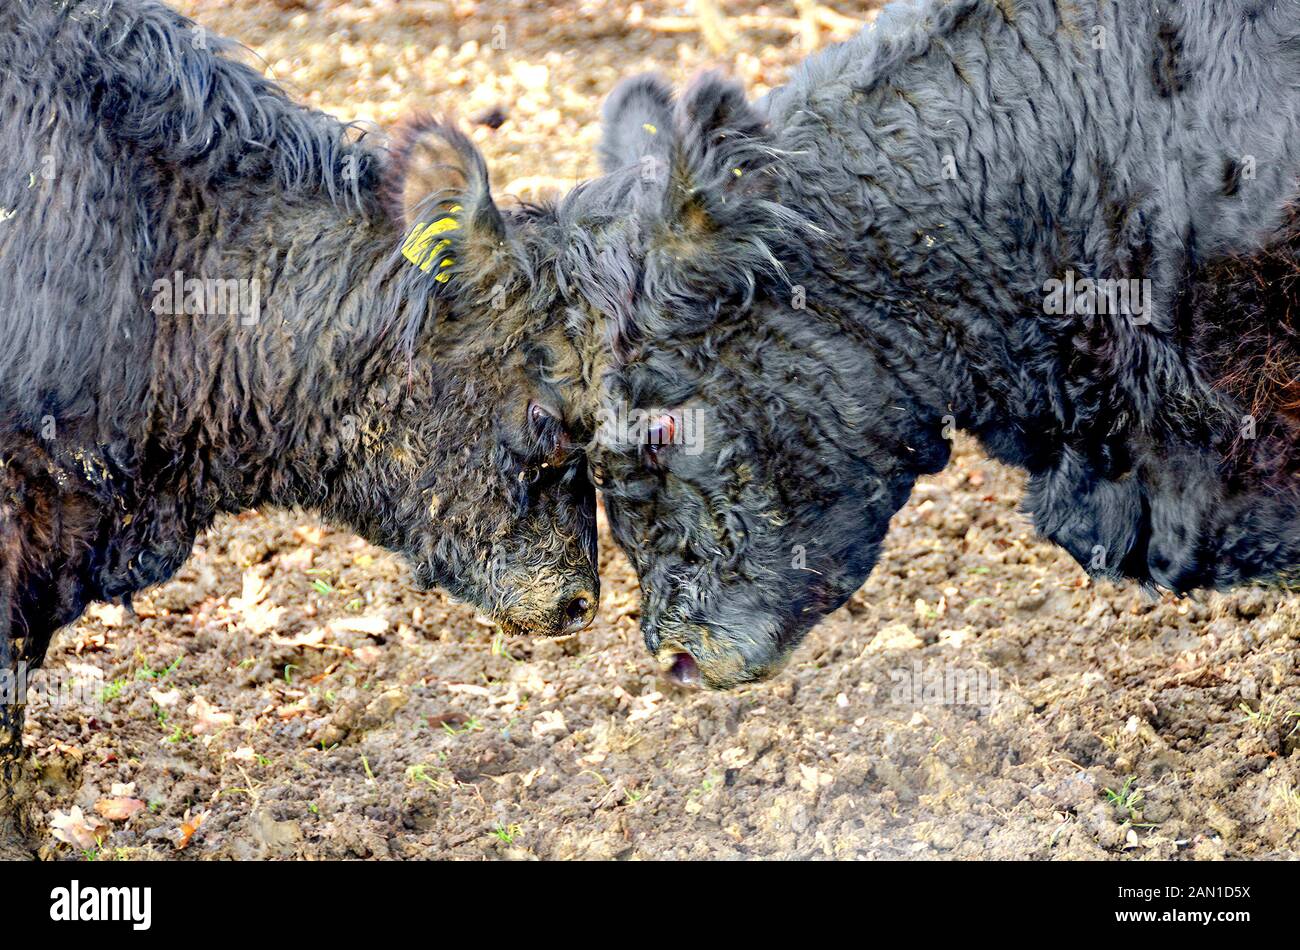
[549,0,1300,688]
[0,0,601,853]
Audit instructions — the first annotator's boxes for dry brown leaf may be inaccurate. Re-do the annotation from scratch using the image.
[176,809,207,850]
[532,710,567,738]
[149,687,180,708]
[627,691,663,724]
[87,603,126,627]
[38,740,84,764]
[49,806,107,849]
[187,694,234,735]
[230,569,285,635]
[520,766,545,788]
[95,797,146,822]
[328,616,389,636]
[238,602,285,636]
[277,698,312,719]
[272,628,327,649]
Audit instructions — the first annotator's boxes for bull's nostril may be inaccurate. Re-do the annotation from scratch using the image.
[562,591,595,632]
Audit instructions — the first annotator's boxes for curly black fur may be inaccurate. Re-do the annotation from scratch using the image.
[555,0,1300,687]
[0,0,602,746]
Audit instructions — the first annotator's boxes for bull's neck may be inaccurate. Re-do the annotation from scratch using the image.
[794,253,1040,476]
[148,201,417,519]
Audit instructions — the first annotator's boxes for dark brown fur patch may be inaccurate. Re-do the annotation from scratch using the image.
[1152,18,1190,98]
[1190,205,1300,473]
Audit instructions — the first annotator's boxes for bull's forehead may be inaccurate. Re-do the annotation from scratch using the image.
[518,215,663,435]
[520,300,612,426]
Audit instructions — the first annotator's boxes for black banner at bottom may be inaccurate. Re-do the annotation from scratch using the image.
[4,858,1285,938]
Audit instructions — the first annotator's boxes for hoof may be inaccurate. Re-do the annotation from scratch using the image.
[0,762,39,861]
[0,809,37,860]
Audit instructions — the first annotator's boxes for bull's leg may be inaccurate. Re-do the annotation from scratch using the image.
[0,456,93,859]
[0,534,36,857]
[0,683,34,860]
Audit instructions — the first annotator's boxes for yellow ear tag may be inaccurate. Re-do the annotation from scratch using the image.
[733,168,744,177]
[642,123,658,135]
[403,204,462,283]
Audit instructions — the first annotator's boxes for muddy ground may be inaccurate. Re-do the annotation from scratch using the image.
[25,0,1300,860]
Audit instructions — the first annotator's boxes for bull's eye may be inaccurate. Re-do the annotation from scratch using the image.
[529,401,557,426]
[527,400,571,468]
[590,461,606,487]
[643,413,678,467]
[646,413,677,446]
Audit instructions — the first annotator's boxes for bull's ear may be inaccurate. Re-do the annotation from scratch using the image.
[384,118,508,286]
[598,74,675,174]
[673,72,772,185]
[648,74,791,290]
[665,73,780,236]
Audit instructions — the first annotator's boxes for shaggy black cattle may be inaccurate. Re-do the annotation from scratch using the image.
[559,0,1300,688]
[0,0,599,852]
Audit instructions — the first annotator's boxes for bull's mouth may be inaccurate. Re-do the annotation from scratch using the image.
[654,623,797,690]
[657,646,702,688]
[494,615,532,638]
[491,611,579,639]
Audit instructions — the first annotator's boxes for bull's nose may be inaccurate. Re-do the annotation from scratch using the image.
[561,589,597,633]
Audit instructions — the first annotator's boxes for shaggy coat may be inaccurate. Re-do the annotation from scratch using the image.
[568,0,1300,687]
[0,0,599,845]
